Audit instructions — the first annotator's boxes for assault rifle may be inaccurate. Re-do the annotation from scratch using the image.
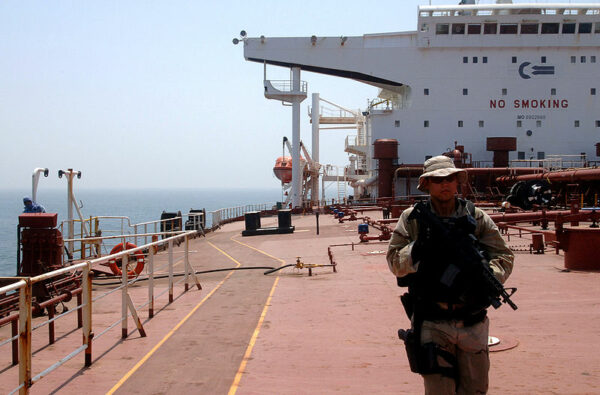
[410,202,518,311]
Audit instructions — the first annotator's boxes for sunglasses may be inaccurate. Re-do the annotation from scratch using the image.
[429,174,457,184]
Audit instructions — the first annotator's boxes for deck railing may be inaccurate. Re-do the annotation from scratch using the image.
[209,203,275,229]
[1,230,199,395]
[56,203,280,265]
[58,213,206,261]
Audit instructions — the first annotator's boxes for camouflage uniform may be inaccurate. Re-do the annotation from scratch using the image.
[387,200,514,394]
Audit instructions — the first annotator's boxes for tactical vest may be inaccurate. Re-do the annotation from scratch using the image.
[403,199,491,319]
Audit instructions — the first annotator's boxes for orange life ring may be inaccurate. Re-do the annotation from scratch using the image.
[108,242,145,278]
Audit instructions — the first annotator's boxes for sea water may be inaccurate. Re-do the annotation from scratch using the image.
[0,187,282,276]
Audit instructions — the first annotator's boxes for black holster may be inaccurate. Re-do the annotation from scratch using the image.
[398,293,458,378]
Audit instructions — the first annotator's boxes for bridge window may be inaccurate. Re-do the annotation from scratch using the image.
[436,24,449,35]
[537,152,545,160]
[452,24,466,34]
[500,24,518,34]
[473,57,478,63]
[463,56,468,63]
[541,56,547,63]
[592,56,596,63]
[521,24,539,34]
[581,56,587,63]
[562,23,576,34]
[483,56,488,63]
[468,24,481,34]
[541,23,560,34]
[518,151,525,160]
[484,23,497,34]
[579,23,592,34]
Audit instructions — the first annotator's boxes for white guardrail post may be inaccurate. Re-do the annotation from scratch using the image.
[83,263,93,366]
[120,246,146,339]
[184,235,189,291]
[121,251,128,338]
[149,243,155,318]
[18,278,32,395]
[168,239,174,303]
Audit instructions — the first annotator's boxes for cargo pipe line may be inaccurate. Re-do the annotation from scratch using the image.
[393,166,545,177]
[392,166,543,197]
[488,210,571,223]
[488,210,600,224]
[496,168,600,184]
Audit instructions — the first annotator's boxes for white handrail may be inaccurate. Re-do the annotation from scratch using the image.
[1,230,199,394]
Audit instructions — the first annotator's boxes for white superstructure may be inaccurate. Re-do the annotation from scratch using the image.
[242,1,600,198]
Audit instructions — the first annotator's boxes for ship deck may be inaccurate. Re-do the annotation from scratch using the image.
[1,212,599,394]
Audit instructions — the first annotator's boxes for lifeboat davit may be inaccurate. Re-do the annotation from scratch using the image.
[273,156,292,183]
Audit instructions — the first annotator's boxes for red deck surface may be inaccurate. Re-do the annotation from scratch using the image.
[1,213,599,394]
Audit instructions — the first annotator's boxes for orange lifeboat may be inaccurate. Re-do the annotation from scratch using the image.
[273,156,292,184]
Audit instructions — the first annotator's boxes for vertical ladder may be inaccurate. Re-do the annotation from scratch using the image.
[336,168,347,204]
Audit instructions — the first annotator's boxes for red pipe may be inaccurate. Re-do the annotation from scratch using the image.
[496,168,600,184]
[489,209,600,224]
[0,287,82,327]
[465,167,544,176]
[488,210,570,223]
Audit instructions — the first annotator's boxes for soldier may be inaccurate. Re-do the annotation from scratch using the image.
[387,155,514,394]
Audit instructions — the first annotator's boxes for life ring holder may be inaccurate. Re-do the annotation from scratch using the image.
[108,242,145,278]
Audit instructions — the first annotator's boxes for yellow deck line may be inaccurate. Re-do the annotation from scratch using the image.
[230,236,286,265]
[228,277,280,395]
[227,236,286,394]
[107,240,241,394]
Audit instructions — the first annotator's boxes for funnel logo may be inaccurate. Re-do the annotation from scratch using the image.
[519,62,555,79]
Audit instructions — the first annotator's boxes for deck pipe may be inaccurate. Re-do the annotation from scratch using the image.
[496,168,600,184]
[488,210,572,223]
[464,168,544,176]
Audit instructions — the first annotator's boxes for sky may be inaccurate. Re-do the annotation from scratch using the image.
[1,0,594,191]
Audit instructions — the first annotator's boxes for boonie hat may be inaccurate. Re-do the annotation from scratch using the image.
[417,155,467,192]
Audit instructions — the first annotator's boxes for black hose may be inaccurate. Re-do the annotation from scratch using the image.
[263,264,294,275]
[92,266,277,286]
